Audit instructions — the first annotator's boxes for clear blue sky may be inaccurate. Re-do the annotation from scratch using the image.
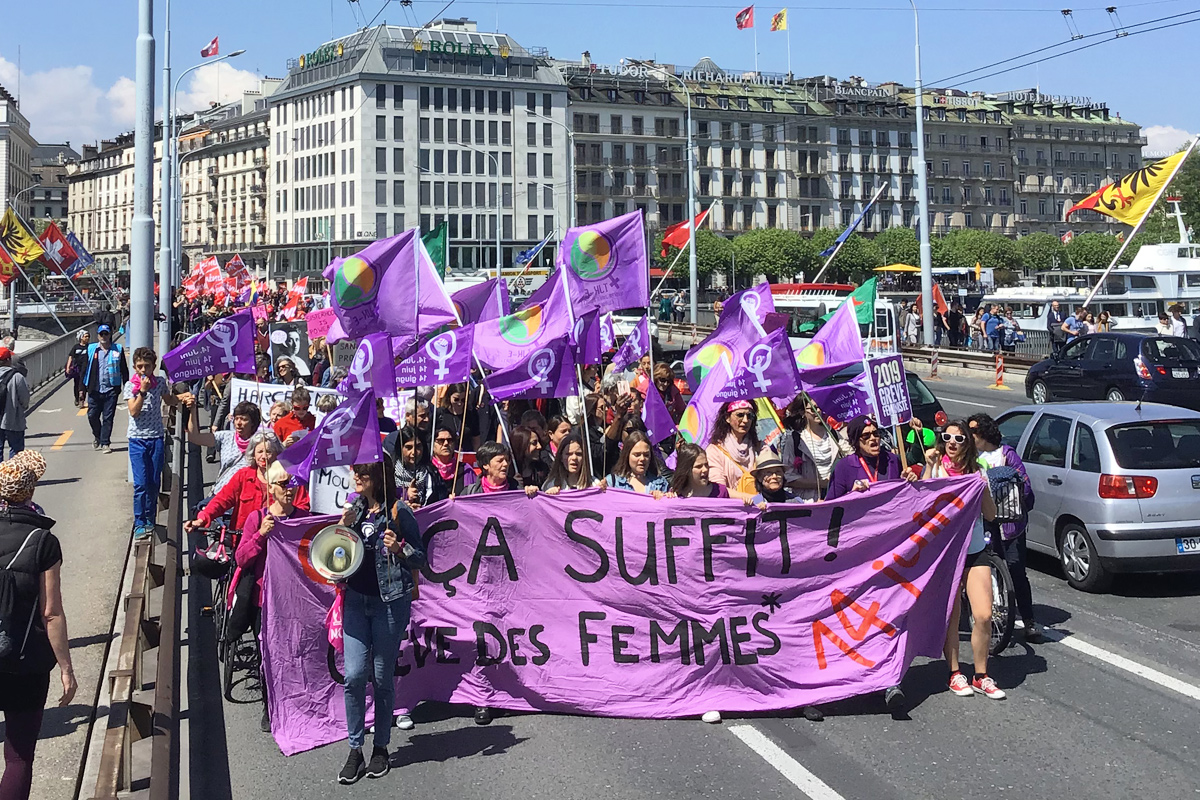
[1,0,1196,153]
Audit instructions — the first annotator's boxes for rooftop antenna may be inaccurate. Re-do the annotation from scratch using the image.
[1061,9,1083,40]
[1106,6,1128,37]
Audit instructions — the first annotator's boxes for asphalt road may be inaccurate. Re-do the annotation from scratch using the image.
[188,373,1200,800]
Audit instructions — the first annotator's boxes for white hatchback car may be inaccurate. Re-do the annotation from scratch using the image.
[995,402,1200,592]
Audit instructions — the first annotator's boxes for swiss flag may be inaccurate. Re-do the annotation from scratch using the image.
[660,208,711,257]
[735,5,754,29]
[200,36,219,58]
[37,223,79,275]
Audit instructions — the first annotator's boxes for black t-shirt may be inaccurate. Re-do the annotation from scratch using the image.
[0,513,62,676]
[346,508,387,598]
[69,344,89,369]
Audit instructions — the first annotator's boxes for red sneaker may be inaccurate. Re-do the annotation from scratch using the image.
[972,675,1007,700]
[949,671,973,697]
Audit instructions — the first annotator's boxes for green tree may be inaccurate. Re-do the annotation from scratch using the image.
[935,229,1020,272]
[824,233,882,283]
[873,226,920,268]
[731,228,816,281]
[1064,231,1122,269]
[655,228,734,279]
[1016,232,1066,273]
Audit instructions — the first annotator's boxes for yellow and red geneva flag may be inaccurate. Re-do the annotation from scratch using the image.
[0,243,17,286]
[1066,151,1187,226]
[0,208,45,267]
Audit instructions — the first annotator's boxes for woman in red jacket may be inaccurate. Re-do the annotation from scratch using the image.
[185,431,310,534]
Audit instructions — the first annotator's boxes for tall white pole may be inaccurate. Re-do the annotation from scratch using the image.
[158,0,173,354]
[130,0,157,350]
[910,0,935,347]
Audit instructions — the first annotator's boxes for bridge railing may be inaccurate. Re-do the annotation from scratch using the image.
[19,322,99,395]
[86,404,185,800]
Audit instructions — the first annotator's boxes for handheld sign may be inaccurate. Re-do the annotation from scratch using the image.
[867,354,913,429]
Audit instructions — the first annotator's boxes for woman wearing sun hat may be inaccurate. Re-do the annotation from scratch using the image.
[0,450,76,800]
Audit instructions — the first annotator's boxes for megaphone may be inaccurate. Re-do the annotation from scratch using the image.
[305,525,364,584]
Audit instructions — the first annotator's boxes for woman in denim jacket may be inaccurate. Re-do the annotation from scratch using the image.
[335,453,427,785]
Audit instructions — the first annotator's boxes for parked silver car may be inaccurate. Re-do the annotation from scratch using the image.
[995,402,1200,592]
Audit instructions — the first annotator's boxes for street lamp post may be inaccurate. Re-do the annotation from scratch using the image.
[455,143,503,313]
[910,0,935,347]
[6,184,40,331]
[628,59,697,324]
[530,112,576,229]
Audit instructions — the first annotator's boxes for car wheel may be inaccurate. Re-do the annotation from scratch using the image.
[1105,387,1125,402]
[1058,522,1111,593]
[1031,380,1050,405]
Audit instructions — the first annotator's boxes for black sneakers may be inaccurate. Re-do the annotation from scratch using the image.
[365,746,390,779]
[338,749,365,785]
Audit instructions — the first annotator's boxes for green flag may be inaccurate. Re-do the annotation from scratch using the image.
[422,222,448,279]
[798,277,877,332]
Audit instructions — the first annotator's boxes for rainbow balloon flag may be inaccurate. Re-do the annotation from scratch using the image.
[323,230,419,343]
[557,209,649,317]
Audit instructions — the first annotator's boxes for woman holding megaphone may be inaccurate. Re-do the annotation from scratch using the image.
[336,453,427,785]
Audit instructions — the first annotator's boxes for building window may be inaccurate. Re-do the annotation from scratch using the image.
[376,84,387,109]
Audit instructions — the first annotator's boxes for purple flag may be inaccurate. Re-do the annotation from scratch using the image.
[395,325,475,388]
[163,309,256,382]
[518,269,560,312]
[795,299,865,373]
[571,310,603,366]
[600,313,616,352]
[278,390,383,482]
[610,314,650,373]
[336,333,397,399]
[417,240,458,336]
[640,383,677,445]
[558,210,650,316]
[487,335,578,401]
[452,279,509,326]
[805,373,874,423]
[713,327,801,403]
[683,301,761,391]
[719,283,775,337]
[472,280,573,370]
[677,353,734,446]
[323,230,418,343]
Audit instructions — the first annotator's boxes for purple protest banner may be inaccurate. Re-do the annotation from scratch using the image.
[277,390,383,482]
[471,283,573,370]
[558,209,650,316]
[451,278,509,326]
[804,373,874,423]
[395,325,475,388]
[163,308,255,381]
[336,333,396,399]
[867,355,914,429]
[487,335,578,401]
[640,383,677,444]
[610,314,650,372]
[570,310,603,366]
[261,478,982,755]
[323,230,418,342]
[713,327,800,403]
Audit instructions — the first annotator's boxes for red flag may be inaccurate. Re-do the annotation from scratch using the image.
[660,208,711,257]
[225,253,249,281]
[916,283,949,316]
[280,277,308,321]
[735,5,754,29]
[201,36,219,58]
[0,245,16,287]
[37,222,79,275]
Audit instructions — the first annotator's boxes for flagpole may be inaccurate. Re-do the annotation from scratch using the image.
[1082,135,1199,307]
[555,268,596,473]
[15,263,69,335]
[787,24,792,77]
[812,182,888,283]
[753,23,759,75]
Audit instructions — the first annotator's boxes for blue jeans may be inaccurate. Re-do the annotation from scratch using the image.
[0,428,25,460]
[342,589,410,750]
[88,389,120,446]
[129,436,164,527]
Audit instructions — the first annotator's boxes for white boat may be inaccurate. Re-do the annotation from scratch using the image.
[982,200,1199,334]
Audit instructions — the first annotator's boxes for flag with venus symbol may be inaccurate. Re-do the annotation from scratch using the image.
[278,390,383,483]
[487,335,578,401]
[163,309,256,382]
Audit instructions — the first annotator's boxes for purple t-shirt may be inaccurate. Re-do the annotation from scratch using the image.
[825,451,902,500]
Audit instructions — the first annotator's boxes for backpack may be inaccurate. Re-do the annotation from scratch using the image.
[0,529,44,660]
[0,369,16,420]
[986,466,1027,524]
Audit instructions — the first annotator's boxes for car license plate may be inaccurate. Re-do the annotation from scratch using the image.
[1172,368,1190,378]
[1178,537,1200,554]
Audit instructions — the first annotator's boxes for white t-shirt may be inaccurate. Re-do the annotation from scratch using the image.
[1171,317,1187,337]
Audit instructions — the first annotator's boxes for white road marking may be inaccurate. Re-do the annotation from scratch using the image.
[38,408,62,413]
[729,724,847,800]
[940,397,997,409]
[1048,629,1200,702]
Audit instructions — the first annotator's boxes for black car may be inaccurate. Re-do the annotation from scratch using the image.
[1026,333,1200,411]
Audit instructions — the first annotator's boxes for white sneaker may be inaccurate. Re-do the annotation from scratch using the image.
[701,710,722,724]
[949,671,973,697]
[395,714,414,731]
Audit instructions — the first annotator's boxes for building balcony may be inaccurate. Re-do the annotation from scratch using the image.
[251,185,266,196]
[207,166,218,175]
[254,156,267,167]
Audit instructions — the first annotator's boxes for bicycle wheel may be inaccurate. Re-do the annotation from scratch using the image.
[970,550,1016,655]
[222,627,238,701]
[213,573,229,662]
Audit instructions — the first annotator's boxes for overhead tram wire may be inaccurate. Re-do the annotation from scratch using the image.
[932,6,1200,85]
[430,0,1193,10]
[941,15,1200,89]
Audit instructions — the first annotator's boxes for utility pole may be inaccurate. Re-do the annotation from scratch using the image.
[130,0,156,351]
[158,0,173,354]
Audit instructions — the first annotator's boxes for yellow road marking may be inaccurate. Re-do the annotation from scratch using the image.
[77,407,87,416]
[51,430,73,450]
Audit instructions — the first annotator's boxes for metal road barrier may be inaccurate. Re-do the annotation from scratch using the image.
[17,323,99,396]
[87,405,185,800]
[901,345,1038,377]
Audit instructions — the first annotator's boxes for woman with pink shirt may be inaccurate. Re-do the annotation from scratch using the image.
[704,400,772,501]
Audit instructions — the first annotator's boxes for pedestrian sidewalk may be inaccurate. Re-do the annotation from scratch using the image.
[9,380,135,800]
